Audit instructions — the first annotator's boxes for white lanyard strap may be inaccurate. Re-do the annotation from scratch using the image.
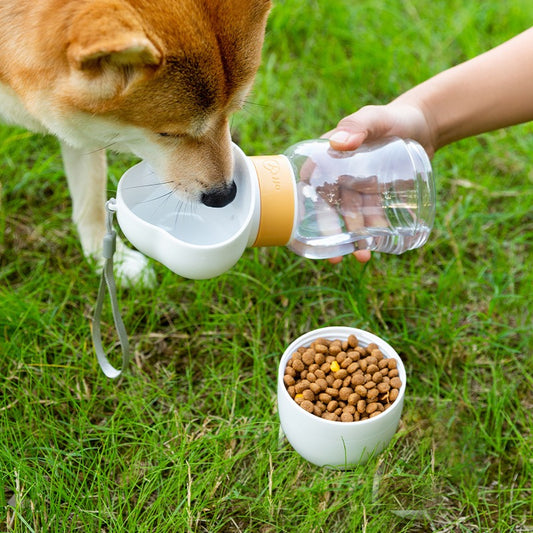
[91,199,131,378]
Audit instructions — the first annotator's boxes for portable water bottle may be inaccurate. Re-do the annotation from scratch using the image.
[115,137,435,279]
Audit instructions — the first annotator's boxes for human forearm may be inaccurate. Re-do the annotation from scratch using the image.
[328,26,533,158]
[396,27,533,150]
[324,26,533,265]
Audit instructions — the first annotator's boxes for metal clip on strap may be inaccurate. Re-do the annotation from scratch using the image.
[92,198,130,378]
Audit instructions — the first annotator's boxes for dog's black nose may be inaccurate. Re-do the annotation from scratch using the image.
[200,181,237,208]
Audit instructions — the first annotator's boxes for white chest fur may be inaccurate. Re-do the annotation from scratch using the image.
[0,81,47,133]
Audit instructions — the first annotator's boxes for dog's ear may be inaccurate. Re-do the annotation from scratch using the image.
[67,0,161,101]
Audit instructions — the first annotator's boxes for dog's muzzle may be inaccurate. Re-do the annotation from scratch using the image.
[201,180,237,208]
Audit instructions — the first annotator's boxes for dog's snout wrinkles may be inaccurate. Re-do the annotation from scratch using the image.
[201,181,237,208]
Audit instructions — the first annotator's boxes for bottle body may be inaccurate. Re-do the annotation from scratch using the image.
[116,138,435,280]
[282,137,435,258]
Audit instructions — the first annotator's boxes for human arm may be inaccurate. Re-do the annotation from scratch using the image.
[327,26,533,156]
[327,26,533,264]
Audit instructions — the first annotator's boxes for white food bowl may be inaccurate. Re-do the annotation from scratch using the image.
[277,326,406,467]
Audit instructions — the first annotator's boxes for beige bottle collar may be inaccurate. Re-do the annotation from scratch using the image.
[248,155,295,247]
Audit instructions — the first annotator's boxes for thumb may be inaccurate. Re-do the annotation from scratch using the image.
[325,105,397,151]
[327,129,368,151]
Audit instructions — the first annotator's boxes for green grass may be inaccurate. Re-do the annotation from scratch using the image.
[1,0,532,531]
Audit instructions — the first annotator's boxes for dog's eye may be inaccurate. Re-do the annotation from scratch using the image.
[158,132,185,139]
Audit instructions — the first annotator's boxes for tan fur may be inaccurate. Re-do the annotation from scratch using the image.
[0,0,271,283]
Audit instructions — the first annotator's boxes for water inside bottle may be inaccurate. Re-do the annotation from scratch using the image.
[285,137,435,258]
[289,185,432,258]
[290,222,432,258]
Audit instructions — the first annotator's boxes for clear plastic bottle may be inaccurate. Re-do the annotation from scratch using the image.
[116,137,435,279]
[277,137,435,258]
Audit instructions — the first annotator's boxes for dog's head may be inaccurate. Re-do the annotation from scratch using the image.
[62,0,271,207]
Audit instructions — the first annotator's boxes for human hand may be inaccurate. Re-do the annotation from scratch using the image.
[328,249,371,264]
[323,101,435,264]
[324,101,436,156]
[298,148,386,265]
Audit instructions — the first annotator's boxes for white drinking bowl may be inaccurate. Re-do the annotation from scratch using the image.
[277,326,406,468]
[115,144,260,279]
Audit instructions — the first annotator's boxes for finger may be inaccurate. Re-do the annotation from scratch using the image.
[327,105,400,150]
[362,193,389,228]
[339,174,381,194]
[340,187,365,231]
[327,249,371,264]
[326,130,367,151]
[353,249,371,263]
[299,157,317,182]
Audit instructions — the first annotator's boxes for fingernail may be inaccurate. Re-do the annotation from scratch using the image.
[329,130,351,144]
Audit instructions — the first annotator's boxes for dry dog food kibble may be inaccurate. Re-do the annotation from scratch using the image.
[284,334,402,422]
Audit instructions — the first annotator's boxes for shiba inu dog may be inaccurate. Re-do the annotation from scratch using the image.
[0,0,271,283]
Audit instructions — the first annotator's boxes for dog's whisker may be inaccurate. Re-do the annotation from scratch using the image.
[173,199,183,231]
[85,136,121,155]
[152,187,184,225]
[173,197,197,232]
[243,98,271,109]
[136,190,175,205]
[123,180,173,190]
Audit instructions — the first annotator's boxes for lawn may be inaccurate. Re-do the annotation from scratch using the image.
[1,0,532,531]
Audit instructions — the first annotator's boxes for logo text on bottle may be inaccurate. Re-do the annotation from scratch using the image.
[262,159,281,191]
